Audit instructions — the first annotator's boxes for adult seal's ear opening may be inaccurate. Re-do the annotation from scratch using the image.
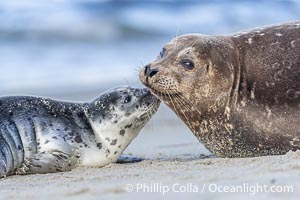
[140,21,300,158]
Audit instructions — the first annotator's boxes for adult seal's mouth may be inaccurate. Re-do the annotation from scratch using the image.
[139,67,181,99]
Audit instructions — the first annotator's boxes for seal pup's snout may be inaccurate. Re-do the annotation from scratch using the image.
[118,87,160,109]
[140,88,158,101]
[135,87,160,111]
[142,87,149,94]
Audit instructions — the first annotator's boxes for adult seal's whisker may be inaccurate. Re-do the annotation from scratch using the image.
[140,21,300,158]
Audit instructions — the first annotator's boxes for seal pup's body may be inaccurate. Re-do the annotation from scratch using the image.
[0,87,160,177]
[140,21,300,157]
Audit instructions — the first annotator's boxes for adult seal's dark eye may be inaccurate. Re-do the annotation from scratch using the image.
[124,96,131,104]
[180,59,195,69]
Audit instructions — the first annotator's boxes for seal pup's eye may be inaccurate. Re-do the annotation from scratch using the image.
[124,96,132,104]
[159,48,166,58]
[180,59,195,69]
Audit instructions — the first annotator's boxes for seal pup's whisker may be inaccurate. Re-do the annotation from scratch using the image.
[123,78,131,87]
[0,86,160,178]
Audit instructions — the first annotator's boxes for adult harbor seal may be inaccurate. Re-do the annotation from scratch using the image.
[140,21,300,157]
[0,86,160,177]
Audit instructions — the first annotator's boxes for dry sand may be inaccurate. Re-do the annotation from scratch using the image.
[0,105,299,200]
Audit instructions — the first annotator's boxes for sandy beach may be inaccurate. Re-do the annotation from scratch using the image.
[0,104,299,200]
[0,1,299,200]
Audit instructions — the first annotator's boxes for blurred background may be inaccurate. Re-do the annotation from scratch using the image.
[0,0,300,158]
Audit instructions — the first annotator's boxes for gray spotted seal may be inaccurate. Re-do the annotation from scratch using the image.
[0,86,160,177]
[140,21,300,157]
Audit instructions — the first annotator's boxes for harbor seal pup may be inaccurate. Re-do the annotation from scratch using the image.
[0,86,160,177]
[140,21,300,157]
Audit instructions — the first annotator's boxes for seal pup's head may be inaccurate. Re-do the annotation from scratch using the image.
[140,35,239,132]
[85,86,160,163]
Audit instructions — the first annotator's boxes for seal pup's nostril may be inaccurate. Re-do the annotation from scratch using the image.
[142,88,149,94]
[0,86,161,177]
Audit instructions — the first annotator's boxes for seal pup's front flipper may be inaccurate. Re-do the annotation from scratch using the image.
[116,155,144,164]
[0,86,160,177]
[16,151,75,175]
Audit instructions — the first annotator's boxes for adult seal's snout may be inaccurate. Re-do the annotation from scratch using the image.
[144,64,159,84]
[145,64,159,78]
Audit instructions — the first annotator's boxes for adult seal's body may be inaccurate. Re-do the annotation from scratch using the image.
[0,86,160,177]
[140,21,300,157]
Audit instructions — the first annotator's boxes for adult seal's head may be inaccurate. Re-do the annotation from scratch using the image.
[140,34,238,116]
[140,21,300,157]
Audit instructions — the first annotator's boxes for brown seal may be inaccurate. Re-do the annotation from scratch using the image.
[140,21,300,157]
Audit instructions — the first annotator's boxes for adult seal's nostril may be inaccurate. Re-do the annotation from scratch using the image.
[149,69,158,77]
[144,64,151,76]
[144,64,159,78]
[140,21,300,158]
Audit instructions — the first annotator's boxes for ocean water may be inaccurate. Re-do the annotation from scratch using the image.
[0,0,299,98]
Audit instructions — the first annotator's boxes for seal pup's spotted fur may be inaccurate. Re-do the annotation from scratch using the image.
[0,86,160,177]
